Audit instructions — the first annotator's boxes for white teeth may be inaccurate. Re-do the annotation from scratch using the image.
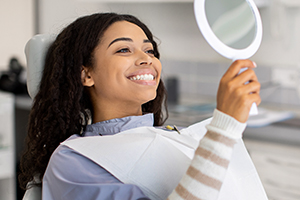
[130,74,154,81]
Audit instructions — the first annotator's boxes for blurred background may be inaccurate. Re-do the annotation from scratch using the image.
[0,0,300,199]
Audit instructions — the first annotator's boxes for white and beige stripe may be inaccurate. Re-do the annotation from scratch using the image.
[168,130,237,200]
[190,156,227,181]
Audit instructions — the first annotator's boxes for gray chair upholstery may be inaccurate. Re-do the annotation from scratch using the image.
[22,184,42,200]
[25,34,55,99]
[22,34,55,200]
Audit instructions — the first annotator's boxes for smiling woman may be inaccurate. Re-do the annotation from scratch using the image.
[19,12,265,200]
[82,21,162,122]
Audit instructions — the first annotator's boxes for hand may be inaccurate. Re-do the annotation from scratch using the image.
[216,60,261,123]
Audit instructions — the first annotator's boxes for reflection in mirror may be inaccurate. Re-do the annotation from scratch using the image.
[205,0,256,49]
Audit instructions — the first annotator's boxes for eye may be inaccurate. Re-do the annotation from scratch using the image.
[146,49,155,56]
[116,48,130,53]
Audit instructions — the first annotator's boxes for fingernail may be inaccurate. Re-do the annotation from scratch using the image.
[253,61,257,68]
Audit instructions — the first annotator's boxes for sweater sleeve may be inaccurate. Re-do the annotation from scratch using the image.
[167,109,247,200]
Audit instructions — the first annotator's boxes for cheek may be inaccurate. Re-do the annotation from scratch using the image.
[154,59,162,80]
[154,58,162,70]
[95,58,125,78]
[93,59,130,92]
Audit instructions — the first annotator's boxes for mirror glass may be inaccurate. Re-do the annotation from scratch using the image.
[205,0,256,49]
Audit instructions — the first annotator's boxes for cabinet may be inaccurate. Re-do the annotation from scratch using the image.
[0,92,15,200]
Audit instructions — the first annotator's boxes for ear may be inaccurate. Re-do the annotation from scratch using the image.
[81,67,94,87]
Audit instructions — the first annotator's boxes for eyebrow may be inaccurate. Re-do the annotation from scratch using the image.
[107,37,152,48]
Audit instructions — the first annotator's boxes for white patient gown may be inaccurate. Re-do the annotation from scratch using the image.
[42,113,267,200]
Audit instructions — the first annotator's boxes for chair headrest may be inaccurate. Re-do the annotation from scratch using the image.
[25,34,55,99]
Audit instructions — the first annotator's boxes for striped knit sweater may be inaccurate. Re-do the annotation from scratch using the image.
[167,109,246,200]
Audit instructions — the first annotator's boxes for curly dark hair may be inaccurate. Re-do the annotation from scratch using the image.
[19,13,168,190]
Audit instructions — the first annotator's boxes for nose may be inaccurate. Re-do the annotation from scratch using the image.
[135,51,153,66]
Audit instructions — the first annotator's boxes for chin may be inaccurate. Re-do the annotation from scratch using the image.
[140,92,157,105]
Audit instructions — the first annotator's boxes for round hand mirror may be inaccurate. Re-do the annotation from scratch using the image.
[194,0,263,115]
[194,0,262,60]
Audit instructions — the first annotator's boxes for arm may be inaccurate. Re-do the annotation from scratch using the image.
[167,109,245,200]
[167,60,261,200]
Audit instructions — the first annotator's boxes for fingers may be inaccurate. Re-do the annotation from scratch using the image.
[216,59,261,122]
[222,59,257,82]
[238,81,261,106]
[219,68,259,96]
[250,93,262,106]
[233,68,258,86]
[243,80,260,94]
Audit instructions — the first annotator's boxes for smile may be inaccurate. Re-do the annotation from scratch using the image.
[129,74,154,81]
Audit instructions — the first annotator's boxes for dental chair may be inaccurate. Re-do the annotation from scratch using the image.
[22,34,55,200]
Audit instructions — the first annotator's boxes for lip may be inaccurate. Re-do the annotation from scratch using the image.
[130,79,157,86]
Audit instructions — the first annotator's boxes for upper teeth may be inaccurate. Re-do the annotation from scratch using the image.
[130,74,154,81]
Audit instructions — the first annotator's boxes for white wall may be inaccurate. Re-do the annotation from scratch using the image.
[38,1,300,65]
[38,0,300,101]
[38,1,222,62]
[3,0,300,71]
[0,0,34,70]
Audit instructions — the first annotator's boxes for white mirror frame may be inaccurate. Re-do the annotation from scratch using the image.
[194,0,263,61]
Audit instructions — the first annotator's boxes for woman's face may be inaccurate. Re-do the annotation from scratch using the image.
[85,21,162,111]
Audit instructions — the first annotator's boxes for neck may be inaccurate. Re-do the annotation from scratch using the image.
[92,101,143,123]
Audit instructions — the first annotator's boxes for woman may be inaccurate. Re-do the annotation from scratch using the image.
[19,13,262,200]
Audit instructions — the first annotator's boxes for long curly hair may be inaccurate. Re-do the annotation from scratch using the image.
[19,13,168,190]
